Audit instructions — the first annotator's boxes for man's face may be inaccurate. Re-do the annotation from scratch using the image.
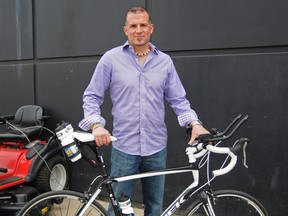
[123,11,154,48]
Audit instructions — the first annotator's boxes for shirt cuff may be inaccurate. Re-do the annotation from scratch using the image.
[78,114,106,131]
[177,112,197,127]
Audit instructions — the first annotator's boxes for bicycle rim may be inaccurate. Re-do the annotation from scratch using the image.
[185,190,269,216]
[17,190,108,216]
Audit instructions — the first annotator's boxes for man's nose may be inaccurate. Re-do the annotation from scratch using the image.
[136,25,142,32]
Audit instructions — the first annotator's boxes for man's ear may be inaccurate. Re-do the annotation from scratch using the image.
[123,26,128,36]
[150,24,154,34]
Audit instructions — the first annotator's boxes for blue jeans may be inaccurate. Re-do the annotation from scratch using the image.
[108,147,167,216]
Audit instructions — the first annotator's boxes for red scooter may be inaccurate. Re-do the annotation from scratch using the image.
[0,105,70,216]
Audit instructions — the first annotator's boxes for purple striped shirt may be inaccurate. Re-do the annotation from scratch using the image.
[79,42,198,156]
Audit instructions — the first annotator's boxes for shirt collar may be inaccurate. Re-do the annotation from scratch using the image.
[123,41,159,55]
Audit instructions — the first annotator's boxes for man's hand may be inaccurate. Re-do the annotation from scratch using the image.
[188,125,210,144]
[92,126,111,146]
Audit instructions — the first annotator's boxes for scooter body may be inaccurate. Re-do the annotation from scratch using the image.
[0,106,70,215]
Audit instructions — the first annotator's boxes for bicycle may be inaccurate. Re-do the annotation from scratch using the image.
[17,114,269,216]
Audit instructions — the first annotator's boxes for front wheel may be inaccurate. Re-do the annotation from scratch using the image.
[17,190,108,216]
[184,189,269,216]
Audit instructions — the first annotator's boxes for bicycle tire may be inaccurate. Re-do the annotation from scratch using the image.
[184,189,269,216]
[17,190,108,216]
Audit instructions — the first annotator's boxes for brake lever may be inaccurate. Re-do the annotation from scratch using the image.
[242,141,248,168]
[229,138,249,169]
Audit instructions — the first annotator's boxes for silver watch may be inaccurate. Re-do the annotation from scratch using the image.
[190,120,203,128]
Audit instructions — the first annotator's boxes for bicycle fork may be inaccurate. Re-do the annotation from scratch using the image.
[199,190,216,216]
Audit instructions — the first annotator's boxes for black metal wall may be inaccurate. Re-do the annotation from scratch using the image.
[1,0,288,215]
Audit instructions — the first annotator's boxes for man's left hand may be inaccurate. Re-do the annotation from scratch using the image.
[188,125,210,144]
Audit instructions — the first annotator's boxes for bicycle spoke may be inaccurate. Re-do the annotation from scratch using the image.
[18,191,108,216]
[185,190,268,216]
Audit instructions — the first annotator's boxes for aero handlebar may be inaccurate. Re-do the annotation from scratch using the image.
[187,114,249,176]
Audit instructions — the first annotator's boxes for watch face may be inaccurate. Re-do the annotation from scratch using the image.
[193,120,202,127]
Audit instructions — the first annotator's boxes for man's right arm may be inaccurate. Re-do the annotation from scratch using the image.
[78,56,112,145]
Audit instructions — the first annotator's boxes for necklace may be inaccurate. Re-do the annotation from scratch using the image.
[135,47,150,57]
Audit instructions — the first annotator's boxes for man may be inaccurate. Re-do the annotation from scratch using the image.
[79,6,209,216]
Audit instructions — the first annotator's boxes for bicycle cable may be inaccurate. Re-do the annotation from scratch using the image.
[190,139,240,197]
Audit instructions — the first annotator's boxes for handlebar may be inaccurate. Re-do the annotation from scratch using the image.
[198,114,248,143]
[186,114,249,177]
[73,131,117,142]
[0,168,8,173]
[206,138,248,176]
[72,115,248,177]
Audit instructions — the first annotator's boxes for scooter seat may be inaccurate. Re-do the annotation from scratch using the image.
[0,105,49,142]
[0,126,43,141]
